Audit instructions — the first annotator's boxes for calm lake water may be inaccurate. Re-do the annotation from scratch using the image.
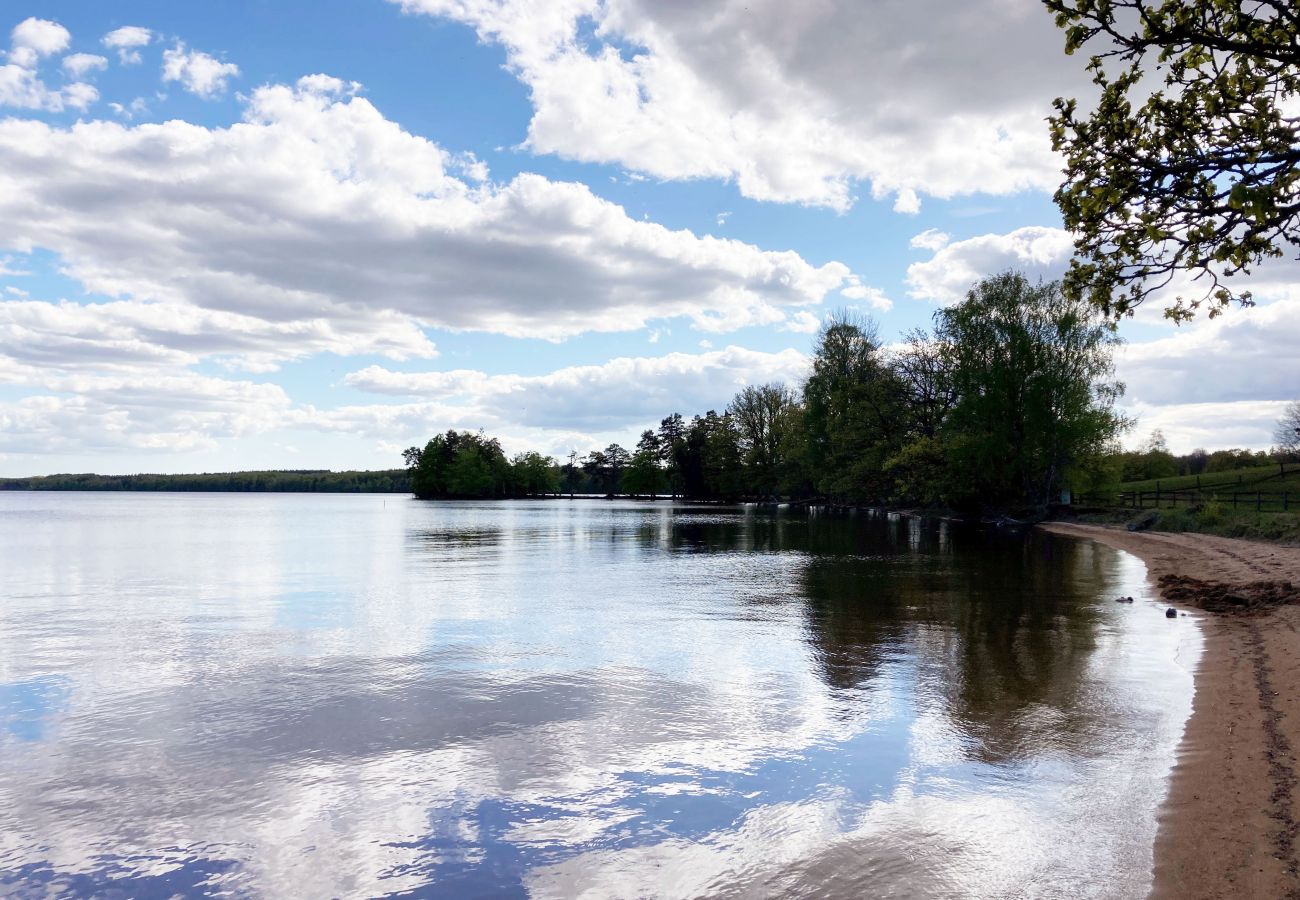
[0,493,1199,898]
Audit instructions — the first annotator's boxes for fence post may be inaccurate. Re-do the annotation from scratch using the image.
[1233,493,1239,509]
[1257,492,1262,512]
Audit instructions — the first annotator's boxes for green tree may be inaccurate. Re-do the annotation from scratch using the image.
[511,451,560,495]
[1047,0,1300,320]
[657,413,688,497]
[405,430,512,499]
[621,448,666,497]
[1119,429,1179,481]
[728,383,798,497]
[802,313,905,502]
[935,272,1128,508]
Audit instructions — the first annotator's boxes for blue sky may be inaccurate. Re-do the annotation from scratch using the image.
[0,1,1296,475]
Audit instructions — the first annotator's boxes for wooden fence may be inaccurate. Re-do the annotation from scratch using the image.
[1084,489,1299,512]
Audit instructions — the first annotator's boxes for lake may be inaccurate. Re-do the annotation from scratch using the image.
[0,493,1199,898]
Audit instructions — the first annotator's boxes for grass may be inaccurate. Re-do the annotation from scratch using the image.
[1115,464,1294,494]
[1073,506,1300,544]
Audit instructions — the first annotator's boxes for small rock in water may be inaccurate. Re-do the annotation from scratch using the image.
[1165,607,1178,618]
[1114,595,1134,604]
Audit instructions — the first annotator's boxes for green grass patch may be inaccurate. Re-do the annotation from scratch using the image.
[1115,464,1290,493]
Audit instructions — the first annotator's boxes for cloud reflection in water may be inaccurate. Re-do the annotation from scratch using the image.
[0,495,1196,897]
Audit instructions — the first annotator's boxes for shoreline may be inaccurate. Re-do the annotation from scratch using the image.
[1041,522,1300,899]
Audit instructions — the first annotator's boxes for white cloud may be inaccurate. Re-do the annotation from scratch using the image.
[1,18,92,112]
[9,18,70,67]
[1122,400,1291,454]
[1119,297,1300,409]
[108,97,149,119]
[0,297,435,376]
[0,78,855,347]
[62,53,108,78]
[102,26,152,65]
[781,310,821,334]
[343,346,811,430]
[392,0,1088,210]
[60,82,99,111]
[905,226,1074,303]
[909,228,950,252]
[161,43,240,98]
[0,373,292,455]
[893,188,921,215]
[839,276,893,310]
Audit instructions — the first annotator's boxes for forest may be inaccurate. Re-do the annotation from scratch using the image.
[404,271,1129,512]
[0,469,412,493]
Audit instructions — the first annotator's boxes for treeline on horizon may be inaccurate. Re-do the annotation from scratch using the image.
[1116,432,1285,483]
[0,469,411,493]
[405,271,1129,512]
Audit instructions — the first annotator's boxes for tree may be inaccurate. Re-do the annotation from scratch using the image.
[1276,400,1300,458]
[621,448,666,497]
[657,413,688,496]
[1047,0,1300,321]
[728,383,797,496]
[405,430,513,499]
[802,313,905,502]
[511,451,559,495]
[891,328,956,439]
[1118,429,1178,481]
[935,272,1128,508]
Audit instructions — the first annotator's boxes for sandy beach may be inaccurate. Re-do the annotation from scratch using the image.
[1041,523,1300,899]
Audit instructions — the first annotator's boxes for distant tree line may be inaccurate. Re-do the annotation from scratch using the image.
[405,271,1130,512]
[0,470,411,493]
[1118,430,1295,483]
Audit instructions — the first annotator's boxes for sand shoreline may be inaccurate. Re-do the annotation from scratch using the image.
[1040,522,1300,899]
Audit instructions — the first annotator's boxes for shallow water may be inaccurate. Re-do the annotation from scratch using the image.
[0,493,1198,898]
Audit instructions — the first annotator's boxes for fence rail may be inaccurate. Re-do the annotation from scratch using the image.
[1078,489,1298,513]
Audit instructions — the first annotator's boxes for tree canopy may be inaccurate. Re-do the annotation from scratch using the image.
[1047,0,1300,321]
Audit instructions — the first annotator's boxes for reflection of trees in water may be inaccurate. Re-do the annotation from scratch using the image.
[637,507,953,557]
[406,507,1119,765]
[796,523,1114,764]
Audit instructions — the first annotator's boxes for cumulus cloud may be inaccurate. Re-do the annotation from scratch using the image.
[0,373,293,455]
[909,229,950,252]
[108,96,149,119]
[1,18,95,112]
[9,17,70,68]
[162,43,240,98]
[343,346,811,430]
[391,0,1088,210]
[102,25,152,65]
[0,77,858,346]
[840,277,893,310]
[905,226,1074,303]
[62,53,108,78]
[0,297,436,376]
[1119,297,1300,408]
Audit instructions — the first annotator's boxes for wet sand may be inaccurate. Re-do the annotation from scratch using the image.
[1042,523,1300,899]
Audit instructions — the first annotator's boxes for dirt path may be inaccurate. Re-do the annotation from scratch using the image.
[1041,523,1300,899]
